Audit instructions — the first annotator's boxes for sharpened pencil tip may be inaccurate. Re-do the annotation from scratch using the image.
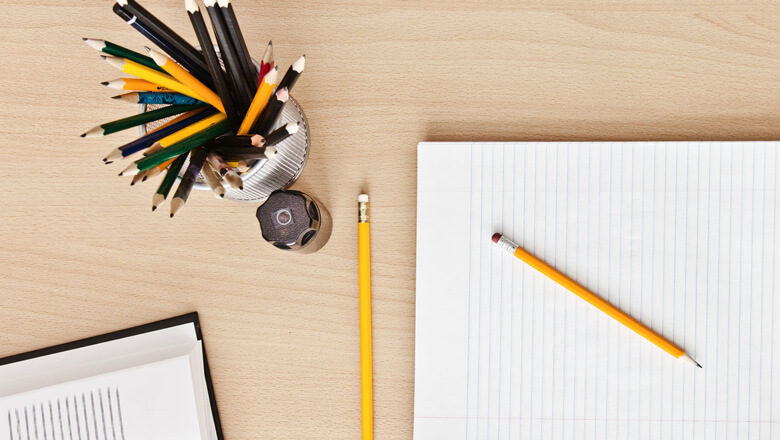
[80,133,86,138]
[142,176,147,182]
[82,37,88,41]
[151,206,157,212]
[239,186,244,190]
[111,95,121,99]
[101,81,109,86]
[697,363,702,368]
[100,55,107,60]
[170,213,174,218]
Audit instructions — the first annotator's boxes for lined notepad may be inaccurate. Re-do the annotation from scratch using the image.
[415,142,780,439]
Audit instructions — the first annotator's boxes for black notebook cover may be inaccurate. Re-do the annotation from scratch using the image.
[0,312,224,440]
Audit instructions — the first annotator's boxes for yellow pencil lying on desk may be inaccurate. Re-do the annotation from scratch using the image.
[358,194,374,440]
[492,233,701,367]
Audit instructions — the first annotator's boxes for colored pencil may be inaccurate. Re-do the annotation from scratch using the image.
[83,38,165,73]
[170,146,210,217]
[112,3,213,89]
[122,118,230,175]
[153,112,228,150]
[81,103,203,137]
[185,0,241,131]
[357,194,374,440]
[104,107,216,162]
[103,78,175,92]
[278,55,305,94]
[218,0,257,93]
[254,87,289,135]
[104,56,205,102]
[146,48,225,113]
[144,157,175,180]
[104,109,199,163]
[206,152,243,189]
[213,134,263,147]
[238,66,278,134]
[258,41,274,80]
[112,92,205,105]
[491,233,702,367]
[216,146,276,161]
[130,171,147,186]
[260,120,300,147]
[152,152,188,211]
[204,0,251,112]
[201,162,226,198]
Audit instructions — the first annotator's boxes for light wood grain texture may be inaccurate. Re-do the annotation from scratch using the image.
[0,1,778,438]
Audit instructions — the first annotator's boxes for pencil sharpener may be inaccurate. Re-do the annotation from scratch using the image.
[256,190,331,253]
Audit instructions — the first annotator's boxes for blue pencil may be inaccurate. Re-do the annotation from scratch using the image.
[102,107,218,163]
[113,92,206,106]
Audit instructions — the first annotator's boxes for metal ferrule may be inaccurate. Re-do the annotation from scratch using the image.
[496,236,520,254]
[358,200,369,223]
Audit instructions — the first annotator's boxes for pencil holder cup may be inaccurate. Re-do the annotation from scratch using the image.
[139,98,310,203]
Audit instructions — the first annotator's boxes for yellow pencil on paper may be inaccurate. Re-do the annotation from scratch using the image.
[358,194,374,440]
[492,233,701,367]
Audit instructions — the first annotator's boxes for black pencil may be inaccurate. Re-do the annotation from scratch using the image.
[218,0,258,94]
[170,146,209,217]
[214,145,277,161]
[260,121,300,147]
[112,3,213,90]
[254,86,289,135]
[185,0,241,131]
[204,0,252,113]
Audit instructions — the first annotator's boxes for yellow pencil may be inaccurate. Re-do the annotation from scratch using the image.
[358,194,374,440]
[103,56,205,103]
[118,112,227,176]
[102,78,175,93]
[492,233,701,367]
[146,48,225,114]
[237,66,278,135]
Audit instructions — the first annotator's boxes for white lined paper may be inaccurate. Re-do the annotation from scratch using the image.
[414,142,780,439]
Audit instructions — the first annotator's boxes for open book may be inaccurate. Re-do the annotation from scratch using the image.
[0,313,221,440]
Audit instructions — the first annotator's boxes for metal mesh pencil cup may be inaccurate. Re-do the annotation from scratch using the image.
[139,98,310,203]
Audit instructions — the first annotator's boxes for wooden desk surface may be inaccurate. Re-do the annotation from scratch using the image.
[0,1,778,438]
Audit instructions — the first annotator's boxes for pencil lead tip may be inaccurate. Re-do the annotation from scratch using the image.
[82,37,88,41]
[697,363,702,368]
[130,181,135,186]
[99,55,107,60]
[101,81,109,86]
[170,213,175,218]
[111,95,121,99]
[80,133,86,138]
[105,161,113,165]
[239,186,244,190]
[142,176,148,182]
[144,46,151,52]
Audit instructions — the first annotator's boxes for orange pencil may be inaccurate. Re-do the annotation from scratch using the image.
[147,48,225,114]
[492,233,701,367]
[237,66,278,135]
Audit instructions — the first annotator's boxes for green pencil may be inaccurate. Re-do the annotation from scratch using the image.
[152,152,188,211]
[83,38,166,73]
[122,119,230,175]
[80,104,204,138]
